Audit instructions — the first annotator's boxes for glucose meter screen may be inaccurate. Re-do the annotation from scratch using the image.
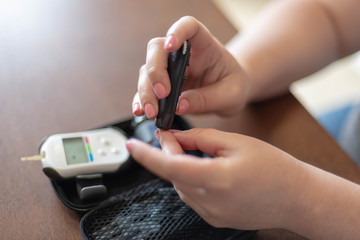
[63,137,89,165]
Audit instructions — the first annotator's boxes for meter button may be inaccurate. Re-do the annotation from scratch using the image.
[111,147,121,155]
[97,149,107,156]
[100,137,111,146]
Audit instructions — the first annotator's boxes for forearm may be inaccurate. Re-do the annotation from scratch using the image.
[286,161,360,239]
[226,0,360,103]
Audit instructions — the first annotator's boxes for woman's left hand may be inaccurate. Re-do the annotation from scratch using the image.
[126,128,307,230]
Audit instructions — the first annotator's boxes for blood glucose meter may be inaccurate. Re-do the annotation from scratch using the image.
[38,127,129,180]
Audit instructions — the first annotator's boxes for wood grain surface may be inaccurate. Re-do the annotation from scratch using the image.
[0,1,358,239]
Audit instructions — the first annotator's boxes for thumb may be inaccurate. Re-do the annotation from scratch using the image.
[177,77,241,115]
[171,128,239,157]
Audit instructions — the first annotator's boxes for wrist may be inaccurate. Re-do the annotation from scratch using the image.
[262,157,313,231]
[277,160,316,233]
[281,161,360,239]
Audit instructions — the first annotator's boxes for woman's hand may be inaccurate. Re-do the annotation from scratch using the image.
[126,128,307,230]
[132,16,249,119]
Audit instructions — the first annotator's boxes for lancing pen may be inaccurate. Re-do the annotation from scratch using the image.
[155,40,191,129]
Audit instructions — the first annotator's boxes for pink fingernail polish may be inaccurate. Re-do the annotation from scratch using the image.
[177,99,189,115]
[145,103,156,119]
[154,129,160,140]
[153,83,166,99]
[164,34,176,50]
[126,140,133,153]
[132,102,140,114]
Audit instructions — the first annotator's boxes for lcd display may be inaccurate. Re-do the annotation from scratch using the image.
[63,137,89,165]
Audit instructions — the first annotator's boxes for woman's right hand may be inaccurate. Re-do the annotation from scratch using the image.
[132,16,250,119]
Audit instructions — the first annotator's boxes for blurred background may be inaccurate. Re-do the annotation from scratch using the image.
[213,0,360,121]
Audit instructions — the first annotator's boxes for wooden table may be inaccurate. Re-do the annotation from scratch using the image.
[1,1,359,239]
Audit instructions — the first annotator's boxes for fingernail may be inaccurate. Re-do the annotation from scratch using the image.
[177,99,189,115]
[153,83,166,99]
[145,103,156,118]
[132,102,140,114]
[126,140,133,153]
[164,34,176,50]
[154,129,160,140]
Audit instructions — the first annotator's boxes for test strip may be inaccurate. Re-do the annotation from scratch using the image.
[21,154,45,161]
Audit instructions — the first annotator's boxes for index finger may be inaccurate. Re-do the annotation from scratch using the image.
[164,16,218,52]
[157,129,184,155]
[126,138,218,187]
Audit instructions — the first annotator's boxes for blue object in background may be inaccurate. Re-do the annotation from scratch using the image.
[317,104,353,140]
[317,102,360,166]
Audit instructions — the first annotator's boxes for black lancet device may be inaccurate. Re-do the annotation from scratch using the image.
[155,40,191,129]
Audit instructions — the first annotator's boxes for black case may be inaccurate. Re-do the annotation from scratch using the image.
[44,116,256,239]
[45,115,202,212]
